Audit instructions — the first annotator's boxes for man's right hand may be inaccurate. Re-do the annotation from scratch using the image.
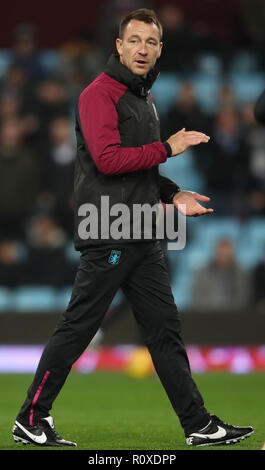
[167,128,210,156]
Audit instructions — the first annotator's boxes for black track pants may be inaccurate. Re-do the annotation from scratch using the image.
[16,241,210,436]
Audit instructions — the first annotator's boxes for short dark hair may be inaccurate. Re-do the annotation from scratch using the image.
[119,8,163,40]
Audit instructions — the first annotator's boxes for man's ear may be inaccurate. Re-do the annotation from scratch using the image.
[116,38,122,56]
[158,42,163,58]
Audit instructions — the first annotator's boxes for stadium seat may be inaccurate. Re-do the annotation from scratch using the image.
[65,241,80,265]
[160,149,205,193]
[12,286,57,312]
[55,286,124,311]
[190,73,221,113]
[192,217,241,248]
[184,243,214,270]
[243,217,265,244]
[55,286,72,309]
[161,148,196,172]
[236,243,263,268]
[0,288,12,311]
[39,49,63,74]
[236,218,265,267]
[197,53,222,76]
[151,73,181,115]
[229,50,260,74]
[170,270,194,310]
[229,72,265,104]
[0,49,11,77]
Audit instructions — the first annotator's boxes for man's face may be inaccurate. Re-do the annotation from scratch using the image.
[116,20,162,78]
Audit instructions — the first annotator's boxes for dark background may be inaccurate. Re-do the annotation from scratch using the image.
[1,0,245,48]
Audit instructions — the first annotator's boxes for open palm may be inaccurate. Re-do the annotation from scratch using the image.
[173,190,214,217]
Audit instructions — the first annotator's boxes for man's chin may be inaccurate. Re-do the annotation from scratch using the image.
[132,67,149,78]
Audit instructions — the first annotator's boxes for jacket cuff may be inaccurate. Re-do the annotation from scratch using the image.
[163,141,172,157]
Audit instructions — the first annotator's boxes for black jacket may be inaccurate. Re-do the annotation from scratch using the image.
[74,54,180,250]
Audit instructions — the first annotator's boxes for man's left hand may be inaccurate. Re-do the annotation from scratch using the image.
[173,190,214,217]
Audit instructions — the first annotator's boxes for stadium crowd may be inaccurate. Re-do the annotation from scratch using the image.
[0,1,265,314]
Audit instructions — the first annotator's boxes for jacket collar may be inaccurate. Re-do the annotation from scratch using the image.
[104,53,160,97]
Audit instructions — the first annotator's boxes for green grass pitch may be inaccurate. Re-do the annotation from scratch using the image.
[0,371,264,450]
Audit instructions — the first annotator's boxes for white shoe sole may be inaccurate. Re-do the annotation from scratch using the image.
[13,432,77,447]
[188,430,254,447]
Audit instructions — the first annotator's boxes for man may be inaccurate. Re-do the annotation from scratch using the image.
[12,9,254,447]
[191,239,251,312]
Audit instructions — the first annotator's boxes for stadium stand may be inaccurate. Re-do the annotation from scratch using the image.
[0,11,265,315]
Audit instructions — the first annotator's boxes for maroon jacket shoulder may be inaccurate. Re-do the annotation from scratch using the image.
[77,72,167,175]
[79,72,127,107]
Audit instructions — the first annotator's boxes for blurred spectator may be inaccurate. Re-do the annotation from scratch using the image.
[0,117,40,239]
[158,3,200,73]
[99,0,151,59]
[0,240,24,288]
[31,77,71,148]
[161,82,211,141]
[161,81,212,182]
[191,239,251,312]
[0,92,22,121]
[10,24,46,84]
[38,116,75,235]
[59,31,105,93]
[0,63,40,147]
[218,84,237,113]
[240,101,265,216]
[23,214,75,287]
[0,92,39,147]
[205,108,250,215]
[240,0,265,69]
[0,63,31,104]
[252,247,265,313]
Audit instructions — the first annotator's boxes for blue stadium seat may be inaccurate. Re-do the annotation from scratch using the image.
[171,270,194,310]
[160,149,205,193]
[39,49,63,74]
[65,241,80,265]
[12,286,57,312]
[192,217,241,248]
[182,217,265,269]
[0,288,12,311]
[190,73,221,113]
[197,53,222,76]
[55,286,124,311]
[0,50,11,77]
[161,148,196,173]
[151,73,181,115]
[55,286,72,310]
[153,72,221,115]
[229,51,260,74]
[184,243,214,270]
[236,243,263,268]
[236,218,265,267]
[243,217,265,245]
[229,72,265,104]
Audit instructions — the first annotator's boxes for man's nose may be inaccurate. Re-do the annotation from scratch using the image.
[138,43,148,55]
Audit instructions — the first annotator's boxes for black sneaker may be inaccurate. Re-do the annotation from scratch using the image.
[186,414,254,447]
[12,416,77,447]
